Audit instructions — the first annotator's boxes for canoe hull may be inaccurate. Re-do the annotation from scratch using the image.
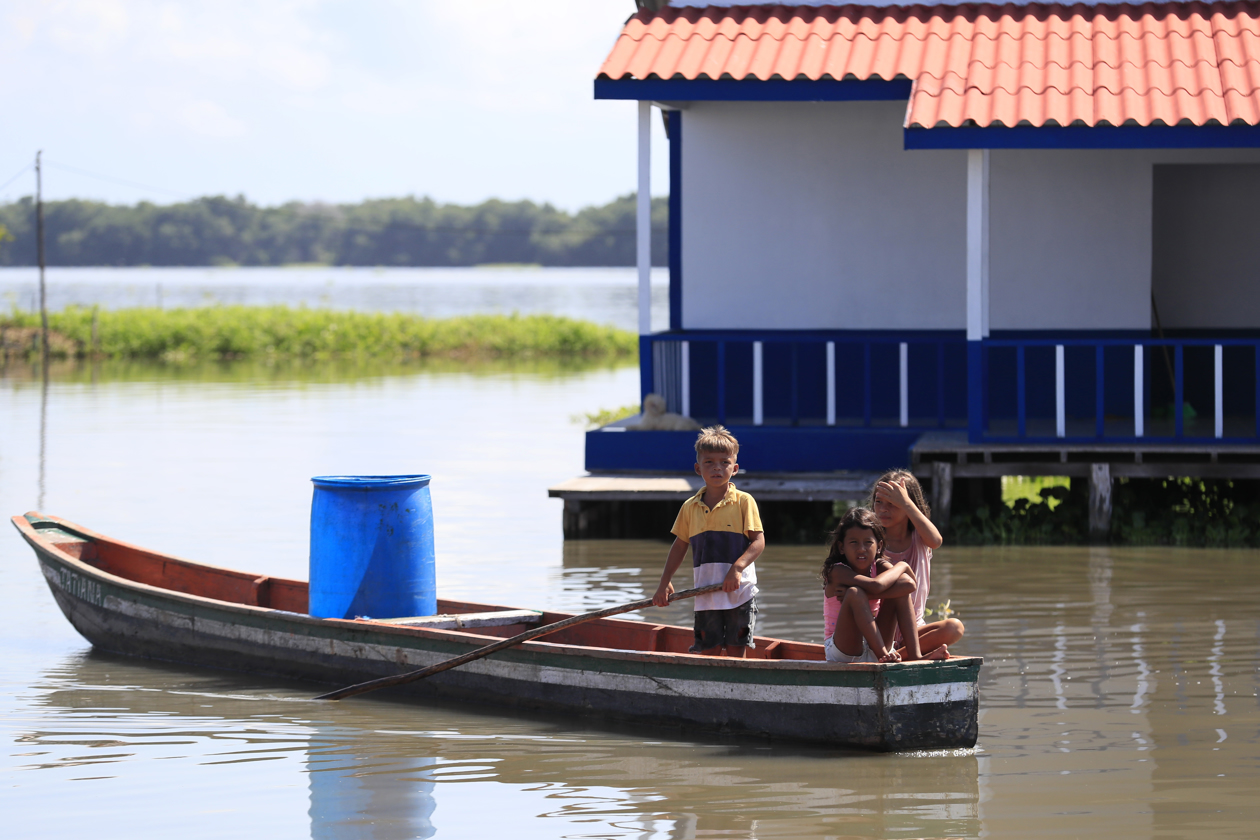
[27,516,979,752]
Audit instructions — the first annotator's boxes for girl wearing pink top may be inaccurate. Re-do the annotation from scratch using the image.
[871,469,964,659]
[821,507,921,663]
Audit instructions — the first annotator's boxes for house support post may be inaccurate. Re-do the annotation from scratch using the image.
[1089,462,1112,542]
[966,149,990,442]
[931,461,953,536]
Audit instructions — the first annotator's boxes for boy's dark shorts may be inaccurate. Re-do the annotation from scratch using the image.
[691,598,757,652]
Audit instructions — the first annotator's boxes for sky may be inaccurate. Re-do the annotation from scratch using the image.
[0,0,670,211]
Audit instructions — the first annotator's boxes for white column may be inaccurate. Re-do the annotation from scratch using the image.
[826,341,836,426]
[1134,344,1144,437]
[680,341,691,418]
[966,149,990,342]
[899,342,909,426]
[637,100,652,336]
[1056,344,1066,438]
[1215,344,1224,438]
[753,341,764,426]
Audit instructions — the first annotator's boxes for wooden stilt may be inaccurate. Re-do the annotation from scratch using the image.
[931,461,953,534]
[1089,462,1112,542]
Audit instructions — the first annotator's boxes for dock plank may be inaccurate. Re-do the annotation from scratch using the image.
[548,472,880,502]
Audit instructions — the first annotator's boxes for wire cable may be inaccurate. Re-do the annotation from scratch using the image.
[43,160,191,200]
[0,164,31,194]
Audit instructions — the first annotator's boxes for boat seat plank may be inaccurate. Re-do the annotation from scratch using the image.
[377,609,543,630]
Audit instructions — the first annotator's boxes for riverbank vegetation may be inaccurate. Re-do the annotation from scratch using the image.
[0,306,637,362]
[0,194,668,267]
[574,403,641,429]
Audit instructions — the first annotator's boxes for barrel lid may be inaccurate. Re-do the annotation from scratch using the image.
[311,475,431,489]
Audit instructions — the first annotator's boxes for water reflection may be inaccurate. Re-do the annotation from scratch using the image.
[307,732,437,840]
[15,651,984,840]
[37,356,47,510]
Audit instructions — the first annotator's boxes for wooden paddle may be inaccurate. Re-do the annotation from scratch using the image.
[314,583,723,701]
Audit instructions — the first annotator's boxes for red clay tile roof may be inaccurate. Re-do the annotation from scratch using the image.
[598,2,1260,128]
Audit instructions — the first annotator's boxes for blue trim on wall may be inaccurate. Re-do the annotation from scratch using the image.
[586,427,923,473]
[905,124,1260,150]
[668,110,682,331]
[595,78,912,102]
[967,341,983,443]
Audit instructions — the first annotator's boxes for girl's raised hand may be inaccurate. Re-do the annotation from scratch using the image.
[875,478,913,511]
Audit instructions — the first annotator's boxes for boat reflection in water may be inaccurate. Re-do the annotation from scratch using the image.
[17,650,980,840]
[307,731,437,840]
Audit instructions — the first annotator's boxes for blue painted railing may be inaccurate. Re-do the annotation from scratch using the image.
[642,331,968,430]
[974,336,1260,444]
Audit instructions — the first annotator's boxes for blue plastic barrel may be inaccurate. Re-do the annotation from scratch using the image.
[308,475,436,620]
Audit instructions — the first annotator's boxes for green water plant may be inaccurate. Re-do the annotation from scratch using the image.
[950,476,1260,547]
[574,403,641,429]
[0,306,638,363]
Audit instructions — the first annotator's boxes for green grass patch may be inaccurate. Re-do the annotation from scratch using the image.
[573,402,641,429]
[0,306,637,362]
[1001,475,1070,509]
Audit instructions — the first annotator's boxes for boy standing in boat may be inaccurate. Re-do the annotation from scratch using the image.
[652,426,765,657]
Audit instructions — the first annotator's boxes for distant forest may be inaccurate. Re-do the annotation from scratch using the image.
[0,193,668,267]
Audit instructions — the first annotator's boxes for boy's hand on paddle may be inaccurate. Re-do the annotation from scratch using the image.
[721,566,742,592]
[652,581,674,607]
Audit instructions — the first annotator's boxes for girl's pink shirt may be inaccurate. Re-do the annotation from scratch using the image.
[822,561,879,641]
[884,530,932,627]
[820,533,932,641]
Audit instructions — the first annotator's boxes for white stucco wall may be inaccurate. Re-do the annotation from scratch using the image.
[988,149,1154,330]
[989,148,1260,331]
[680,101,966,330]
[679,101,1260,332]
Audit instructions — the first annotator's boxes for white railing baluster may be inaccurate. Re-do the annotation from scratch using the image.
[826,341,836,426]
[681,341,691,419]
[1215,344,1224,439]
[753,341,763,426]
[1134,344,1144,437]
[899,342,909,427]
[1055,344,1066,438]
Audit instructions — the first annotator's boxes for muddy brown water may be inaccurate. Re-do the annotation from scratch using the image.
[2,360,1258,839]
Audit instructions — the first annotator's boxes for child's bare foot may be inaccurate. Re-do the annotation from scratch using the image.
[922,645,949,660]
[877,649,902,663]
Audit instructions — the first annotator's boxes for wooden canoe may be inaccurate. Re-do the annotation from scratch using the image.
[12,512,981,751]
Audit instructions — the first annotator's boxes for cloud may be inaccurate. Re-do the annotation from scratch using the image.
[176,99,248,138]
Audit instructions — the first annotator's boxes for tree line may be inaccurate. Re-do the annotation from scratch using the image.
[0,193,668,267]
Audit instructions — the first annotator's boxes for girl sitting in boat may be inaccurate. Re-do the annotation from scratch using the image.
[870,469,964,659]
[821,507,922,664]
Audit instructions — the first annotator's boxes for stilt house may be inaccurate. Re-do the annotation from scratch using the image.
[559,0,1260,533]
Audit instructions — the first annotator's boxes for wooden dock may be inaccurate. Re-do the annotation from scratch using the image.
[548,471,879,539]
[911,431,1260,540]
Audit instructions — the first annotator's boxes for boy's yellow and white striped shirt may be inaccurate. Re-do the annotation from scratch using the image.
[670,482,763,612]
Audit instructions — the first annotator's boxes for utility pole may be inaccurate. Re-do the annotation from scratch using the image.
[35,151,49,367]
[35,151,49,511]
